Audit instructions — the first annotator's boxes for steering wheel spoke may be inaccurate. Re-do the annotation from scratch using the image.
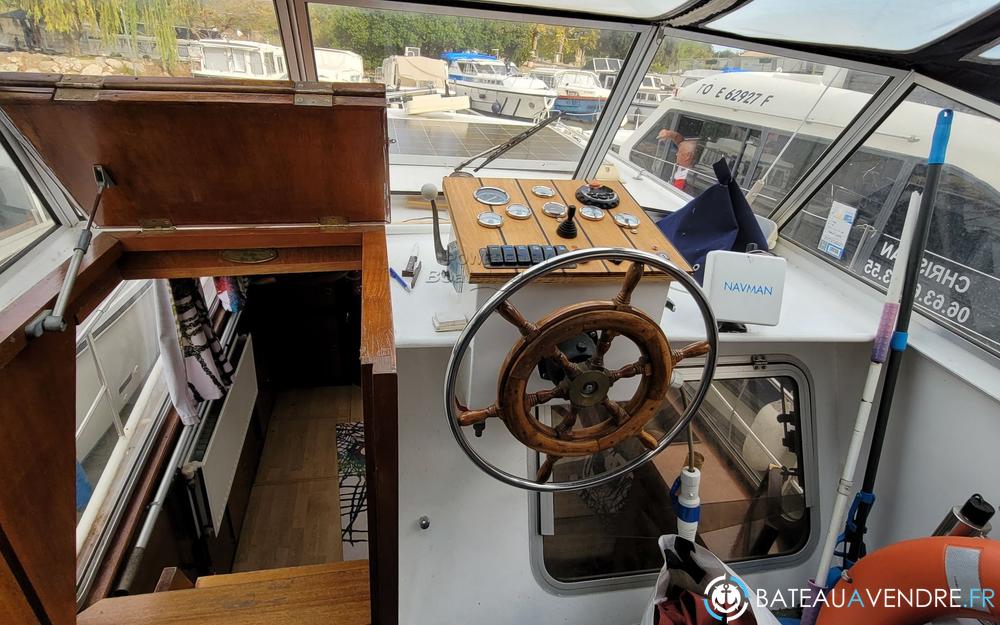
[602,398,630,425]
[549,348,583,379]
[536,454,561,483]
[498,300,537,337]
[526,384,568,408]
[672,340,711,365]
[590,329,618,368]
[637,429,659,450]
[458,404,499,426]
[607,356,649,383]
[613,261,645,307]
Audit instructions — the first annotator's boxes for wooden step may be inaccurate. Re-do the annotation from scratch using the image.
[78,560,370,625]
[196,560,368,589]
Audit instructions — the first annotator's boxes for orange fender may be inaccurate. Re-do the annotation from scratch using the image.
[817,536,1000,625]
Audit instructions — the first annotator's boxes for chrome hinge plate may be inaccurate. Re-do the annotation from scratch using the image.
[138,218,176,232]
[293,81,335,107]
[54,75,104,101]
[294,93,334,107]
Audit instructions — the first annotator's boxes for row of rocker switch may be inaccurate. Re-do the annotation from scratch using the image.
[481,244,574,268]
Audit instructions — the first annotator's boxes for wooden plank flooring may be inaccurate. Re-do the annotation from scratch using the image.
[79,561,371,625]
[233,386,362,572]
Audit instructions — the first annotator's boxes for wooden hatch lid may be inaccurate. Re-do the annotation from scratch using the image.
[0,74,389,228]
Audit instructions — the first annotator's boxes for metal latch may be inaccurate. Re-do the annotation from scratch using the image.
[54,75,104,102]
[138,218,176,232]
[293,81,334,107]
[318,215,349,230]
[751,354,768,370]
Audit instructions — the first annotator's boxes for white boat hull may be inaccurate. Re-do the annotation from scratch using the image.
[450,80,555,120]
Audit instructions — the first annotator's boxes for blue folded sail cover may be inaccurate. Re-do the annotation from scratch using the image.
[656,159,768,283]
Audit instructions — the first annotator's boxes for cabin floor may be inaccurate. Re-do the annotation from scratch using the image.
[233,386,366,572]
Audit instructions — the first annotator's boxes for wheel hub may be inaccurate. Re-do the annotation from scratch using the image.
[568,368,611,407]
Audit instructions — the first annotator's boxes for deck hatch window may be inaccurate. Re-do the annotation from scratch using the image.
[781,86,1000,357]
[707,0,1000,52]
[307,2,637,190]
[619,34,887,214]
[537,368,810,584]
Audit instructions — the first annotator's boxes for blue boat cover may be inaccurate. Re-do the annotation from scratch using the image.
[440,51,496,62]
[656,159,768,283]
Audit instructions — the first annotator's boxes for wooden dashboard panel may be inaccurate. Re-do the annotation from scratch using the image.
[442,177,689,284]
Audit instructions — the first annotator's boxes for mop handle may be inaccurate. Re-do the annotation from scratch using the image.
[811,109,953,590]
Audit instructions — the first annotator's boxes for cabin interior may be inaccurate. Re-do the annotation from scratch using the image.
[0,2,998,625]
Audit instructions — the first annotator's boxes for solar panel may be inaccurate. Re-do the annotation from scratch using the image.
[388,118,584,165]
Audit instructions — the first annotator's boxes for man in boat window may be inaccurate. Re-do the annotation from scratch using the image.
[656,129,698,192]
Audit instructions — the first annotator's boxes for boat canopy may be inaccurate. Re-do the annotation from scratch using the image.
[382,55,448,89]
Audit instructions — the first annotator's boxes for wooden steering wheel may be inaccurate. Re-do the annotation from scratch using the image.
[444,247,719,492]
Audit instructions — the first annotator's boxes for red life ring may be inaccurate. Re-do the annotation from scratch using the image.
[817,536,1000,625]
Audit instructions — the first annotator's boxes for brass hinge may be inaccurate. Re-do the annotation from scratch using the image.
[54,75,104,102]
[138,218,176,232]
[293,81,334,107]
[318,215,349,230]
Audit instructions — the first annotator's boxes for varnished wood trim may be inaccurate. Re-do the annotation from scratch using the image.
[78,560,370,624]
[112,228,370,253]
[362,366,398,625]
[195,560,368,590]
[0,233,122,369]
[359,228,398,625]
[118,246,361,280]
[152,568,193,593]
[360,229,395,374]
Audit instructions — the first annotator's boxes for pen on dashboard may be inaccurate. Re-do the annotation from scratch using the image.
[389,267,410,293]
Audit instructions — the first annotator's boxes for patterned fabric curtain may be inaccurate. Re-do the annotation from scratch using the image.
[155,278,234,426]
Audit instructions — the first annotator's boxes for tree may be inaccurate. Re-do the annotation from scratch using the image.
[5,0,195,68]
[309,5,533,70]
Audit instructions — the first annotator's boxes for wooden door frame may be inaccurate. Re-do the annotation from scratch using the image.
[0,226,397,625]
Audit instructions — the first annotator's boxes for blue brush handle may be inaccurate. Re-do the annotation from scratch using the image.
[928,109,953,165]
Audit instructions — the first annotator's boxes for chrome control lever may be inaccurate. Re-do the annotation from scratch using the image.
[421,182,449,268]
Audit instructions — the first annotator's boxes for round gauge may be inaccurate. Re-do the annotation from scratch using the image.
[506,203,532,220]
[532,185,556,198]
[477,211,504,229]
[542,202,567,218]
[579,205,605,221]
[613,212,640,229]
[474,186,511,206]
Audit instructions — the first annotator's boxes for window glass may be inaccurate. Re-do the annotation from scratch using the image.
[307,3,637,190]
[707,0,998,52]
[76,281,161,527]
[0,144,54,266]
[540,372,807,582]
[0,0,285,80]
[617,35,887,214]
[782,87,1000,355]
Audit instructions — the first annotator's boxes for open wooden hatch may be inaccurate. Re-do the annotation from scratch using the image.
[0,75,390,228]
[0,75,398,625]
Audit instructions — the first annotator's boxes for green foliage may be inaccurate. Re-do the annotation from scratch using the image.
[310,5,535,69]
[649,37,716,73]
[7,0,198,68]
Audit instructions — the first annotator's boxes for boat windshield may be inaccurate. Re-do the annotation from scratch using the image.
[307,3,638,190]
[617,34,890,214]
